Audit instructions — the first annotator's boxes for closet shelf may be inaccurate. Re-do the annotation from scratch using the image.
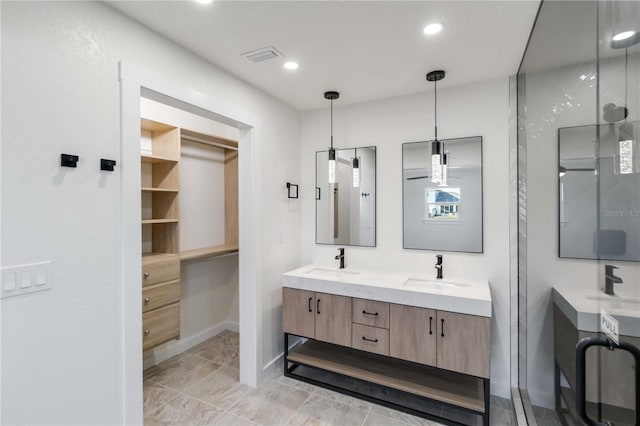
[141,154,179,164]
[180,244,239,262]
[141,187,179,193]
[142,219,179,224]
[142,252,179,262]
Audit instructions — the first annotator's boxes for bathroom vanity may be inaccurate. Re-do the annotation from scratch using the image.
[282,265,492,425]
[553,288,640,424]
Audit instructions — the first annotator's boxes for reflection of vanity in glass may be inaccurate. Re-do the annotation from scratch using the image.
[316,146,376,247]
[402,137,483,253]
[559,122,640,261]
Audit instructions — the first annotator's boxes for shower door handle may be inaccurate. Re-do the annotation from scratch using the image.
[575,336,640,426]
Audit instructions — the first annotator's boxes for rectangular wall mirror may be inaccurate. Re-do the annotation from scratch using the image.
[402,136,483,253]
[559,122,640,261]
[316,146,376,246]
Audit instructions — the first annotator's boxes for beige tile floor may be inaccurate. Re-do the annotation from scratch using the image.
[144,331,514,426]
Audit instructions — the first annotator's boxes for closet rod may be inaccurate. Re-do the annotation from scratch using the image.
[181,134,238,151]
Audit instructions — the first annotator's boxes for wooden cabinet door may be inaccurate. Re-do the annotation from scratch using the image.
[282,288,315,338]
[437,310,490,378]
[314,292,352,346]
[389,304,437,366]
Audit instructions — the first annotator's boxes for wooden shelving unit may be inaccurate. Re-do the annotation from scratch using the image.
[180,244,239,263]
[139,117,240,353]
[140,118,181,352]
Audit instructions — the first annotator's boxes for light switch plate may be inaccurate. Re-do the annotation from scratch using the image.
[1,261,52,298]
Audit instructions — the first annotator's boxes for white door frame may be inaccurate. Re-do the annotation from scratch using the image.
[118,61,261,425]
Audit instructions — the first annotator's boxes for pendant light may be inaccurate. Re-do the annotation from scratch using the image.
[325,91,340,184]
[427,70,446,184]
[352,152,360,188]
[612,48,638,175]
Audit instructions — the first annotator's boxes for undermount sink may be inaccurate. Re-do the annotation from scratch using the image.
[403,278,472,289]
[304,267,360,277]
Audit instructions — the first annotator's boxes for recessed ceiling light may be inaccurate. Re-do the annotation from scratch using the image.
[194,0,214,4]
[613,30,636,41]
[284,61,299,70]
[423,22,444,35]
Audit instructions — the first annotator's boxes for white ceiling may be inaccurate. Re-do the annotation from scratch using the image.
[107,0,540,111]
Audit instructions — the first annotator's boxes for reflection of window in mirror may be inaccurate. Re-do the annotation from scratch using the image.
[425,188,461,221]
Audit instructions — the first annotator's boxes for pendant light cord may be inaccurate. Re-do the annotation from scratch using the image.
[434,79,438,141]
[330,98,334,149]
[625,47,628,114]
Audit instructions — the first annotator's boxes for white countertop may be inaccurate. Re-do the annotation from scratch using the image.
[553,287,640,337]
[282,264,492,317]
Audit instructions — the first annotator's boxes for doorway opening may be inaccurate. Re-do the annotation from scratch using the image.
[119,62,260,425]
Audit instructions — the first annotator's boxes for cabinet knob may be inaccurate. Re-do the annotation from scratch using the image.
[144,272,150,278]
[144,297,150,305]
[144,329,150,336]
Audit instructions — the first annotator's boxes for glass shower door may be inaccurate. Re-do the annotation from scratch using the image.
[583,2,640,425]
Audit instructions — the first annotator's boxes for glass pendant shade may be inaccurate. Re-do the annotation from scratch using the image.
[615,122,638,175]
[431,140,443,184]
[439,152,449,187]
[328,148,337,184]
[352,157,360,187]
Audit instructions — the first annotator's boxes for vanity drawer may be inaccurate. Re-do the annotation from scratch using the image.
[142,255,180,287]
[352,298,390,329]
[142,279,180,312]
[143,302,180,351]
[352,323,389,356]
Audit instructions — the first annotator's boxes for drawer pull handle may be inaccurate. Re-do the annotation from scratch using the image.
[144,297,150,305]
[362,310,379,316]
[429,316,433,335]
[308,297,313,313]
[144,272,150,278]
[441,318,445,337]
[317,299,321,314]
[362,336,379,343]
[144,329,150,336]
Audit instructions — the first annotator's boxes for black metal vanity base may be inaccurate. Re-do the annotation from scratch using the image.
[284,333,490,426]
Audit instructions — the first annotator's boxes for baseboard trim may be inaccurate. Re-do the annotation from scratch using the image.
[258,336,305,384]
[143,320,239,370]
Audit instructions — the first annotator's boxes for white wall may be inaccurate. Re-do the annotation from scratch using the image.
[1,2,300,424]
[522,55,640,408]
[300,78,512,398]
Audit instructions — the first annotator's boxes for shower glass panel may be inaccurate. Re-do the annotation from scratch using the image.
[517,1,640,424]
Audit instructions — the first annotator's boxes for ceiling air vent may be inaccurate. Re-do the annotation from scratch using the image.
[242,46,282,63]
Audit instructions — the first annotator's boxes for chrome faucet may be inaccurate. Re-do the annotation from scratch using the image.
[435,254,443,279]
[604,265,623,296]
[335,247,345,269]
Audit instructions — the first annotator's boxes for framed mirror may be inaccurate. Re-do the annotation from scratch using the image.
[402,136,483,252]
[559,122,640,261]
[316,146,376,246]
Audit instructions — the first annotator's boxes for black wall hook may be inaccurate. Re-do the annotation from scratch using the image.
[100,159,117,171]
[286,182,299,199]
[60,154,79,168]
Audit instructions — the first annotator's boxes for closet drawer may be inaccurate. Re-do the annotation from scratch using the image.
[352,323,389,356]
[352,298,390,329]
[142,256,180,287]
[142,280,180,313]
[143,303,180,351]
